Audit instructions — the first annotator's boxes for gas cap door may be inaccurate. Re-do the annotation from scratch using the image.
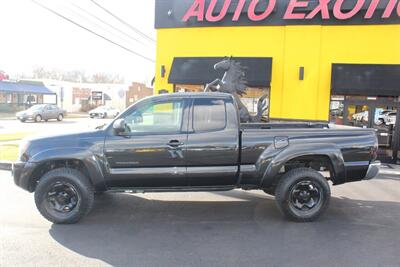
[274,136,289,149]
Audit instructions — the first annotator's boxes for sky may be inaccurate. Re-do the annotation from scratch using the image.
[0,0,156,84]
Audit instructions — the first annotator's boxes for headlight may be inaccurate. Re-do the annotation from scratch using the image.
[18,139,30,162]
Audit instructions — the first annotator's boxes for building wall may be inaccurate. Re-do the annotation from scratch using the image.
[126,82,153,107]
[155,24,400,121]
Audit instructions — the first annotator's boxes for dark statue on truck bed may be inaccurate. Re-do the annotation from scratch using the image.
[204,57,269,123]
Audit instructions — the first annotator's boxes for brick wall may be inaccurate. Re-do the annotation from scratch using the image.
[126,82,153,107]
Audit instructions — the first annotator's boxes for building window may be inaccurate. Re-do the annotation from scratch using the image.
[6,93,12,104]
[329,95,344,124]
[0,92,6,103]
[17,94,24,104]
[175,84,204,93]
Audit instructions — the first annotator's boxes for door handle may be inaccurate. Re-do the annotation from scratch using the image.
[167,140,184,148]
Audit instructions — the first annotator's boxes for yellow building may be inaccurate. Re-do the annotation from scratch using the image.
[154,0,400,162]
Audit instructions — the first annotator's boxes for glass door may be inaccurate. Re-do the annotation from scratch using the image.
[344,103,371,128]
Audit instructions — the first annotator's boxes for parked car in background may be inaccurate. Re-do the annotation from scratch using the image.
[352,110,368,122]
[375,110,395,125]
[89,106,119,119]
[16,104,66,123]
[386,112,397,125]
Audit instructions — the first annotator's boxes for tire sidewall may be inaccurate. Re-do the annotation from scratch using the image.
[57,114,63,121]
[276,168,330,222]
[34,169,93,224]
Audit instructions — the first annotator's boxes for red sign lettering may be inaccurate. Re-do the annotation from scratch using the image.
[206,0,231,22]
[284,0,309,19]
[182,0,400,22]
[182,0,205,22]
[248,0,276,21]
[333,0,365,20]
[306,0,331,19]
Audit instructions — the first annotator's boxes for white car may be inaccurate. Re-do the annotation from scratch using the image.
[89,106,120,119]
[352,111,368,122]
[386,112,397,125]
[375,110,395,125]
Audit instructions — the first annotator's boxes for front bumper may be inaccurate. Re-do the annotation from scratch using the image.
[89,113,104,117]
[17,115,35,121]
[12,161,39,192]
[363,162,381,180]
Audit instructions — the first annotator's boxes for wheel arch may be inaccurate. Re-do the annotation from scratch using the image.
[259,143,346,188]
[27,148,106,192]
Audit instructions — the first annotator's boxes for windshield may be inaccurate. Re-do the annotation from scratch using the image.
[27,105,46,111]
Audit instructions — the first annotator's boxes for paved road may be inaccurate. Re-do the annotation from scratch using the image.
[0,118,113,135]
[1,170,400,267]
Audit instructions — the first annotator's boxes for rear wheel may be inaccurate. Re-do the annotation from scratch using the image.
[34,168,94,224]
[275,168,330,222]
[57,114,64,121]
[35,115,42,123]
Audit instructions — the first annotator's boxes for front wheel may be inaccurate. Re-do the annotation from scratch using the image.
[275,168,330,222]
[34,168,94,224]
[35,115,42,123]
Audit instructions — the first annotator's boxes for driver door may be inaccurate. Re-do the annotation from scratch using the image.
[104,97,189,188]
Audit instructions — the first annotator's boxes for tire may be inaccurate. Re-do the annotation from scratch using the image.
[102,113,107,119]
[20,119,26,123]
[57,114,64,121]
[35,115,42,123]
[275,168,330,222]
[34,168,94,224]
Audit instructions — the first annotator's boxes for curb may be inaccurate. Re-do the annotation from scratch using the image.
[379,169,400,176]
[0,161,12,171]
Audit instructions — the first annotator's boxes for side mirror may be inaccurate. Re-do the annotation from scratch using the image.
[113,119,126,135]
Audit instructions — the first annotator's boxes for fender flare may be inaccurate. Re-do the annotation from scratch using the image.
[29,147,106,191]
[258,143,346,187]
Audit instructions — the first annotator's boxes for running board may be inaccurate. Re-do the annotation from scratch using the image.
[107,186,236,194]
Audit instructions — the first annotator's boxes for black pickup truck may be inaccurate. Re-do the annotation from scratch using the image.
[13,93,380,224]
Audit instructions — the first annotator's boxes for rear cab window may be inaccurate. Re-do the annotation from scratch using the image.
[193,98,227,132]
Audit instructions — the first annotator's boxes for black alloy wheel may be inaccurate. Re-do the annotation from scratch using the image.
[275,168,330,222]
[289,180,322,212]
[46,182,79,213]
[34,168,94,224]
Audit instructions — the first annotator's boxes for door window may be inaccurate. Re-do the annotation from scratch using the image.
[193,98,226,132]
[124,99,184,134]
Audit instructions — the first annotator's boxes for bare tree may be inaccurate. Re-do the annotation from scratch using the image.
[30,67,124,84]
[91,72,125,84]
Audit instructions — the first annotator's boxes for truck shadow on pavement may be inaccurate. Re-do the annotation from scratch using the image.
[48,190,400,267]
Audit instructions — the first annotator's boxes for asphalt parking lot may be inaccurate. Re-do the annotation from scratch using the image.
[1,169,400,267]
